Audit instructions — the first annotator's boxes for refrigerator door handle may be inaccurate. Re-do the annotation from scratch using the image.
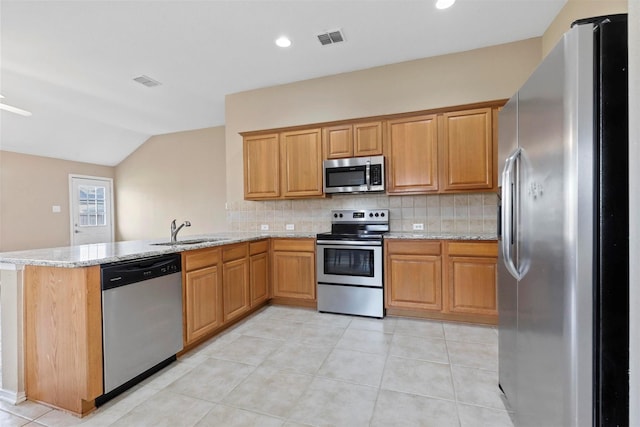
[501,148,522,280]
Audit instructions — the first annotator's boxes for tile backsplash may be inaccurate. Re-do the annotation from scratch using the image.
[227,193,497,234]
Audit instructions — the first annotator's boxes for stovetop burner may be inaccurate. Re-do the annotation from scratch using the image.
[317,209,389,242]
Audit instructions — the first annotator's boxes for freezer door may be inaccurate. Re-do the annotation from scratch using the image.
[497,93,519,410]
[515,23,594,427]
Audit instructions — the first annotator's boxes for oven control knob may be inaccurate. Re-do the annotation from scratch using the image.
[375,213,379,217]
[369,213,374,217]
[339,213,343,218]
[381,212,385,217]
[334,213,338,218]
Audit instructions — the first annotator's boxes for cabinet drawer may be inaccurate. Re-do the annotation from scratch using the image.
[222,243,249,262]
[250,239,269,255]
[271,238,315,252]
[183,248,220,271]
[447,241,497,257]
[386,240,441,256]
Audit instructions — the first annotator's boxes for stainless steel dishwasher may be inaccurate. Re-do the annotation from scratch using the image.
[99,253,183,404]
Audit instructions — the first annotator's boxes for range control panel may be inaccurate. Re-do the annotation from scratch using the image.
[331,209,389,223]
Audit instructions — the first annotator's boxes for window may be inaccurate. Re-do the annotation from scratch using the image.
[78,185,107,226]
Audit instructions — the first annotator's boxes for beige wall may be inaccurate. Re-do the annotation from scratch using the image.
[542,0,628,57]
[115,126,227,241]
[0,151,115,252]
[225,37,542,202]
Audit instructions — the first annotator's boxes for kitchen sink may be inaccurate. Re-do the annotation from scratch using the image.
[151,238,229,246]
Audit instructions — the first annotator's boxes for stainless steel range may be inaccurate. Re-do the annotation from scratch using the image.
[316,209,388,318]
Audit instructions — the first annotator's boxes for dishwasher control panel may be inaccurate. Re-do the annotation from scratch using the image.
[101,254,181,290]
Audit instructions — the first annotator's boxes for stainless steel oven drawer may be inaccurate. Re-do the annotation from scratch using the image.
[317,284,383,318]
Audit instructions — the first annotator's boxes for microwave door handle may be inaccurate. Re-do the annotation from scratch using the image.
[366,161,371,190]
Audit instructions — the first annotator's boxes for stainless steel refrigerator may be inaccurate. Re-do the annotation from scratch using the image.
[498,15,628,427]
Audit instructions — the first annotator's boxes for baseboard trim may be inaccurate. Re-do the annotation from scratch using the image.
[0,388,26,405]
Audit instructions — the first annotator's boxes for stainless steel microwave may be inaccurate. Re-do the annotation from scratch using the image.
[323,155,385,194]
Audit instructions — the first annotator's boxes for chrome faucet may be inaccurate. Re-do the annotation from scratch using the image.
[170,219,191,242]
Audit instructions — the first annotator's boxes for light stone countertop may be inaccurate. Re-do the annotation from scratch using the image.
[0,232,316,268]
[0,231,496,268]
[384,232,497,241]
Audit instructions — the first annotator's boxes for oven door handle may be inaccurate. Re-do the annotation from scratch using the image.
[316,240,382,247]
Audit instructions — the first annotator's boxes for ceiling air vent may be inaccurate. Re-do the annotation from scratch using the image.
[317,29,345,46]
[133,75,162,88]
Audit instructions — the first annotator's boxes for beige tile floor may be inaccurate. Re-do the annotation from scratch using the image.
[0,306,514,427]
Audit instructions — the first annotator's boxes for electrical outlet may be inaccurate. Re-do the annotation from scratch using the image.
[52,205,61,213]
[412,223,424,230]
[260,224,269,231]
[286,224,295,231]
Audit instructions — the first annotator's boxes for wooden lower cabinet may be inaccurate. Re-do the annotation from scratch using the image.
[24,265,103,416]
[385,240,442,311]
[222,243,250,322]
[250,239,270,306]
[385,239,498,324]
[183,248,222,346]
[445,241,498,319]
[271,238,316,306]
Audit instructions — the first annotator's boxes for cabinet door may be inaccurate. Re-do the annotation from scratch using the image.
[244,133,280,199]
[280,128,323,197]
[441,108,493,191]
[353,121,383,157]
[223,258,250,322]
[250,252,269,306]
[272,251,316,300]
[447,256,497,316]
[323,125,353,159]
[185,266,222,345]
[386,253,442,311]
[385,115,439,193]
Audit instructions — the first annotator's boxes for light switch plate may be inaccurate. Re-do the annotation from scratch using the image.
[52,205,61,213]
[261,224,269,231]
[286,224,295,231]
[412,223,424,230]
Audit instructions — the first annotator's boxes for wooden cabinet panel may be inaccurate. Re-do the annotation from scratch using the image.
[444,240,498,320]
[250,252,269,306]
[280,128,323,197]
[447,256,497,316]
[323,121,382,159]
[272,251,316,300]
[223,256,250,322]
[353,121,383,157]
[386,253,442,311]
[441,108,493,191]
[385,115,439,193]
[243,133,280,199]
[184,266,222,344]
[184,247,220,271]
[271,238,316,302]
[24,265,103,416]
[323,125,353,159]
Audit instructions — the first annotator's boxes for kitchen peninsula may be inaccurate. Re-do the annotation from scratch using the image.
[0,230,496,416]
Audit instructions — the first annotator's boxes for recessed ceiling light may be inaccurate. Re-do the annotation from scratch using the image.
[275,36,292,48]
[435,0,456,9]
[133,75,162,87]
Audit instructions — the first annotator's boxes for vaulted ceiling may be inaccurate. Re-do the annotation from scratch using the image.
[1,0,566,166]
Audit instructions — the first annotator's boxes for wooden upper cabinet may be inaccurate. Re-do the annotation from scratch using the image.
[280,128,323,198]
[441,108,494,191]
[385,114,439,194]
[323,125,353,158]
[243,133,280,199]
[323,121,382,159]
